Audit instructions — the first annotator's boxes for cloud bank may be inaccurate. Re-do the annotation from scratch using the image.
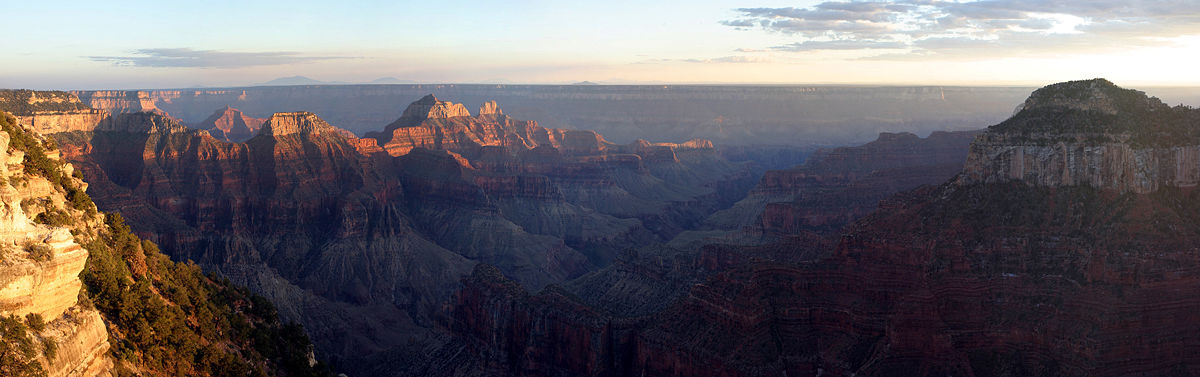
[723,0,1200,57]
[89,48,349,68]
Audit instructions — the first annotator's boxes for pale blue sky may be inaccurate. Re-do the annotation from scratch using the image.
[3,0,1199,89]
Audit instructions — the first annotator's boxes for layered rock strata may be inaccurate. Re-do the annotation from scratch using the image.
[437,80,1200,376]
[195,105,265,142]
[0,128,112,377]
[39,94,754,375]
[960,79,1200,193]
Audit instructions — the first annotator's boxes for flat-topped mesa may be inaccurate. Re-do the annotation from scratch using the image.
[959,79,1200,193]
[400,94,472,120]
[259,111,350,137]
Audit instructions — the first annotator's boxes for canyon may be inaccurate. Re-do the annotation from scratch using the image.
[429,79,1200,376]
[70,85,1033,147]
[9,91,761,374]
[4,79,1197,376]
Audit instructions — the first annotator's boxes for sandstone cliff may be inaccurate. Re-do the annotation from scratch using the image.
[70,91,158,114]
[0,119,113,377]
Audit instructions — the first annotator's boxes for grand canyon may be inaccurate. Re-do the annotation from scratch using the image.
[0,77,1197,376]
[6,1,1200,376]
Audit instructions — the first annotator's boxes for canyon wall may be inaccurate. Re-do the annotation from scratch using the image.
[435,79,1200,376]
[0,129,112,377]
[961,133,1200,193]
[41,95,754,375]
[959,79,1200,194]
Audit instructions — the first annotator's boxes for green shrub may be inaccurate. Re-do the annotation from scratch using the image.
[0,315,46,377]
[23,314,44,332]
[33,206,71,227]
[41,338,56,361]
[24,243,52,263]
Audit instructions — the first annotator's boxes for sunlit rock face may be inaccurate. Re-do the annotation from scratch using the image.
[41,93,755,375]
[195,106,265,142]
[0,127,112,377]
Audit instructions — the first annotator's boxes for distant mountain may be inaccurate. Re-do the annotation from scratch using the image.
[257,76,348,86]
[572,81,599,85]
[257,76,415,86]
[367,77,415,84]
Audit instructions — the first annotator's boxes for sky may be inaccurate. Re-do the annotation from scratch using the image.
[2,0,1199,89]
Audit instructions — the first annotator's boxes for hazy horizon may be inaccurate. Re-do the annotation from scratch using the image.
[5,0,1200,90]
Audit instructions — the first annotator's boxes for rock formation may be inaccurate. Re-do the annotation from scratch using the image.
[70,90,158,114]
[195,105,265,142]
[960,79,1200,193]
[32,94,754,375]
[434,80,1200,376]
[0,126,113,377]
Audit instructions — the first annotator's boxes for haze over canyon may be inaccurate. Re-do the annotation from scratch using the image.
[0,76,1194,377]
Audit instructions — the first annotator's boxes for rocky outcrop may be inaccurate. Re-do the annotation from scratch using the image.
[959,79,1200,193]
[0,127,112,377]
[15,110,108,135]
[399,94,471,120]
[478,100,502,116]
[260,111,353,138]
[368,95,570,157]
[196,106,265,142]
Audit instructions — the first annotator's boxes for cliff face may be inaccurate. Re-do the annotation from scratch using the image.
[438,80,1200,377]
[0,124,113,377]
[38,95,754,375]
[959,79,1200,193]
[70,91,158,114]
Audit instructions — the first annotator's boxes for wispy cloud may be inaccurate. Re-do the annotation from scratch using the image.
[636,55,774,64]
[723,0,1200,57]
[89,48,351,68]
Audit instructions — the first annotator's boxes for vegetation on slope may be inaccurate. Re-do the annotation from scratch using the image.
[992,79,1200,147]
[0,112,332,377]
[0,90,90,116]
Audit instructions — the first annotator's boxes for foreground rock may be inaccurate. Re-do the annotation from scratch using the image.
[0,126,112,377]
